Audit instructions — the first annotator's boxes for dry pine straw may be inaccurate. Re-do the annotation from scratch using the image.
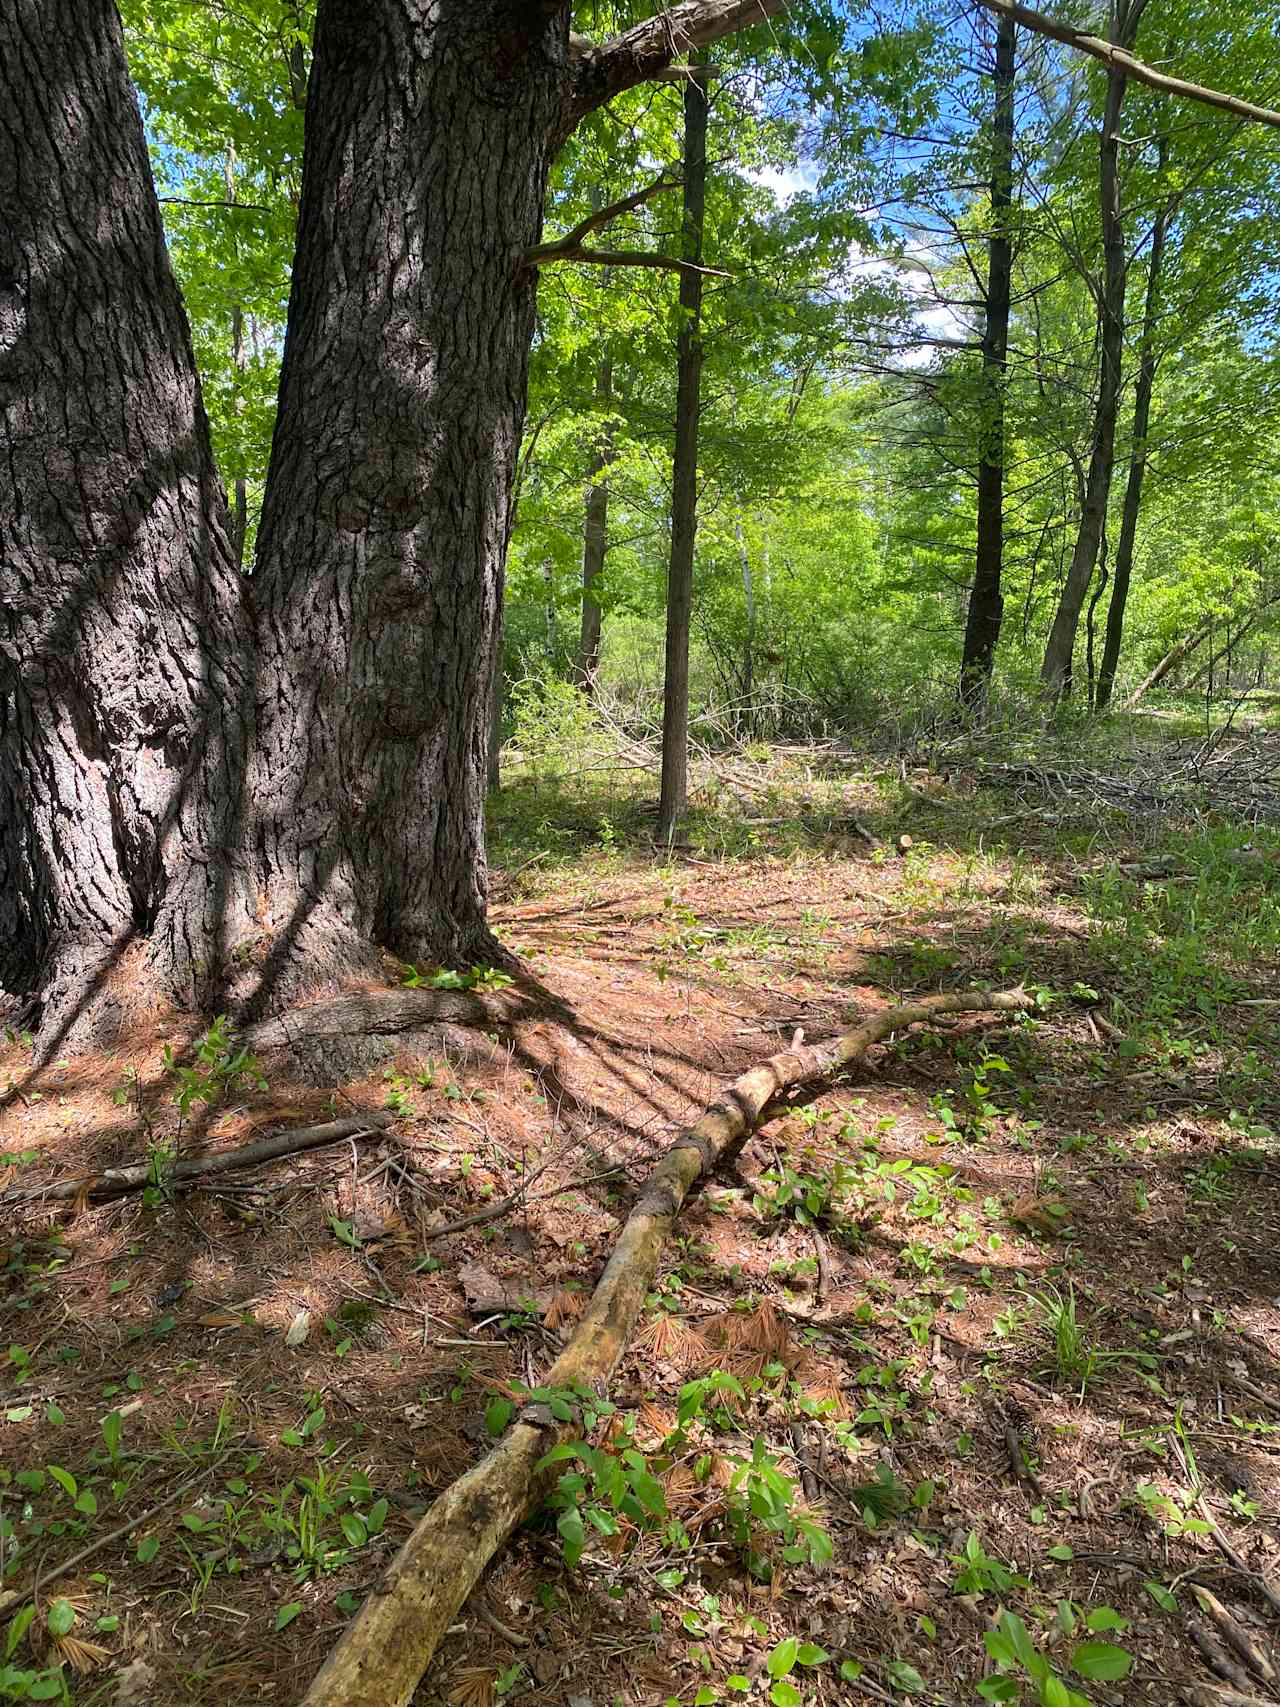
[1,833,1279,1706]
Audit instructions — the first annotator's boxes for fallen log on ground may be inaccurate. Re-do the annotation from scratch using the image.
[298,985,1033,1707]
[1,1113,392,1205]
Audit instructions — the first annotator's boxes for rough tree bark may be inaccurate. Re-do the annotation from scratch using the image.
[0,0,789,1038]
[575,355,615,696]
[657,65,709,845]
[0,0,253,1045]
[241,1,569,1002]
[1096,147,1172,710]
[1040,0,1148,701]
[959,9,1017,709]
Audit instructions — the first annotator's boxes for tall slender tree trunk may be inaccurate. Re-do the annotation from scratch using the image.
[576,355,614,696]
[1040,0,1148,700]
[1096,152,1172,710]
[244,2,570,1002]
[960,10,1016,709]
[657,65,709,846]
[736,518,756,732]
[0,0,253,1044]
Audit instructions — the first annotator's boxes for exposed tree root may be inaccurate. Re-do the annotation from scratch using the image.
[1,1113,392,1206]
[298,985,1032,1707]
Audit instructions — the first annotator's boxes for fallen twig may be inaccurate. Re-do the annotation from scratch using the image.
[2,1114,392,1205]
[297,986,1033,1707]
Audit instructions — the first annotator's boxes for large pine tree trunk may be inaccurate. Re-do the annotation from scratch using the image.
[959,11,1016,709]
[1040,0,1148,701]
[657,66,709,845]
[0,0,253,1044]
[244,1,570,1002]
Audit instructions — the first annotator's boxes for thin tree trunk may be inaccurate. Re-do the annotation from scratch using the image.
[1040,0,1148,700]
[1096,145,1172,710]
[0,0,253,1045]
[657,65,709,845]
[244,3,568,1004]
[736,517,756,732]
[575,356,614,696]
[960,10,1016,708]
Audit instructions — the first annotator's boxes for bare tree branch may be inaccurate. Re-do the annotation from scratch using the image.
[528,244,730,279]
[570,0,786,123]
[976,0,1280,129]
[524,174,730,277]
[525,174,680,261]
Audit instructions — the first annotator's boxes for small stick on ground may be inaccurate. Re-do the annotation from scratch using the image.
[3,1114,393,1206]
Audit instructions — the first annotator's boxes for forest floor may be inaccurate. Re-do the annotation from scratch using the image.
[3,727,1280,1707]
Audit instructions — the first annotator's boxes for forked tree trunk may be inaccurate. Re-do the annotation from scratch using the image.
[1040,0,1148,700]
[244,1,571,1002]
[575,356,615,696]
[0,0,253,1044]
[1095,152,1172,711]
[959,10,1016,709]
[657,66,709,845]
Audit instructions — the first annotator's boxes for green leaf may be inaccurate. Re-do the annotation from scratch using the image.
[1083,1607,1128,1634]
[102,1409,123,1458]
[340,1513,367,1547]
[976,1682,1018,1705]
[44,1402,66,1426]
[556,1507,586,1568]
[4,1604,36,1659]
[46,1599,76,1637]
[366,1497,388,1536]
[1071,1641,1132,1682]
[1046,1544,1074,1560]
[485,1398,514,1436]
[1143,1579,1177,1612]
[767,1637,799,1678]
[695,1689,718,1706]
[839,1660,864,1682]
[770,1684,801,1707]
[136,1535,160,1563]
[726,1678,751,1694]
[1041,1677,1072,1707]
[275,1602,303,1631]
[886,1660,925,1694]
[74,1489,97,1516]
[797,1643,829,1666]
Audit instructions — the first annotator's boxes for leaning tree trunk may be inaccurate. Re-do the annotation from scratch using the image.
[1040,0,1147,701]
[959,9,1016,709]
[0,0,254,1046]
[244,1,572,1004]
[1095,152,1172,711]
[657,65,709,846]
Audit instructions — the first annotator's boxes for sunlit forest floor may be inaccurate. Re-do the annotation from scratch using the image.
[3,723,1280,1706]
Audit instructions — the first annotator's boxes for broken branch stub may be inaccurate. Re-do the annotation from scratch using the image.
[298,985,1032,1707]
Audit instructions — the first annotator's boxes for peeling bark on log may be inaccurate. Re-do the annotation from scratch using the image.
[2,1114,391,1205]
[298,986,1032,1707]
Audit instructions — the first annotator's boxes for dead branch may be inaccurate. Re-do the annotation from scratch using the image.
[976,0,1280,129]
[297,985,1032,1707]
[524,174,680,267]
[2,1114,392,1206]
[527,243,730,279]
